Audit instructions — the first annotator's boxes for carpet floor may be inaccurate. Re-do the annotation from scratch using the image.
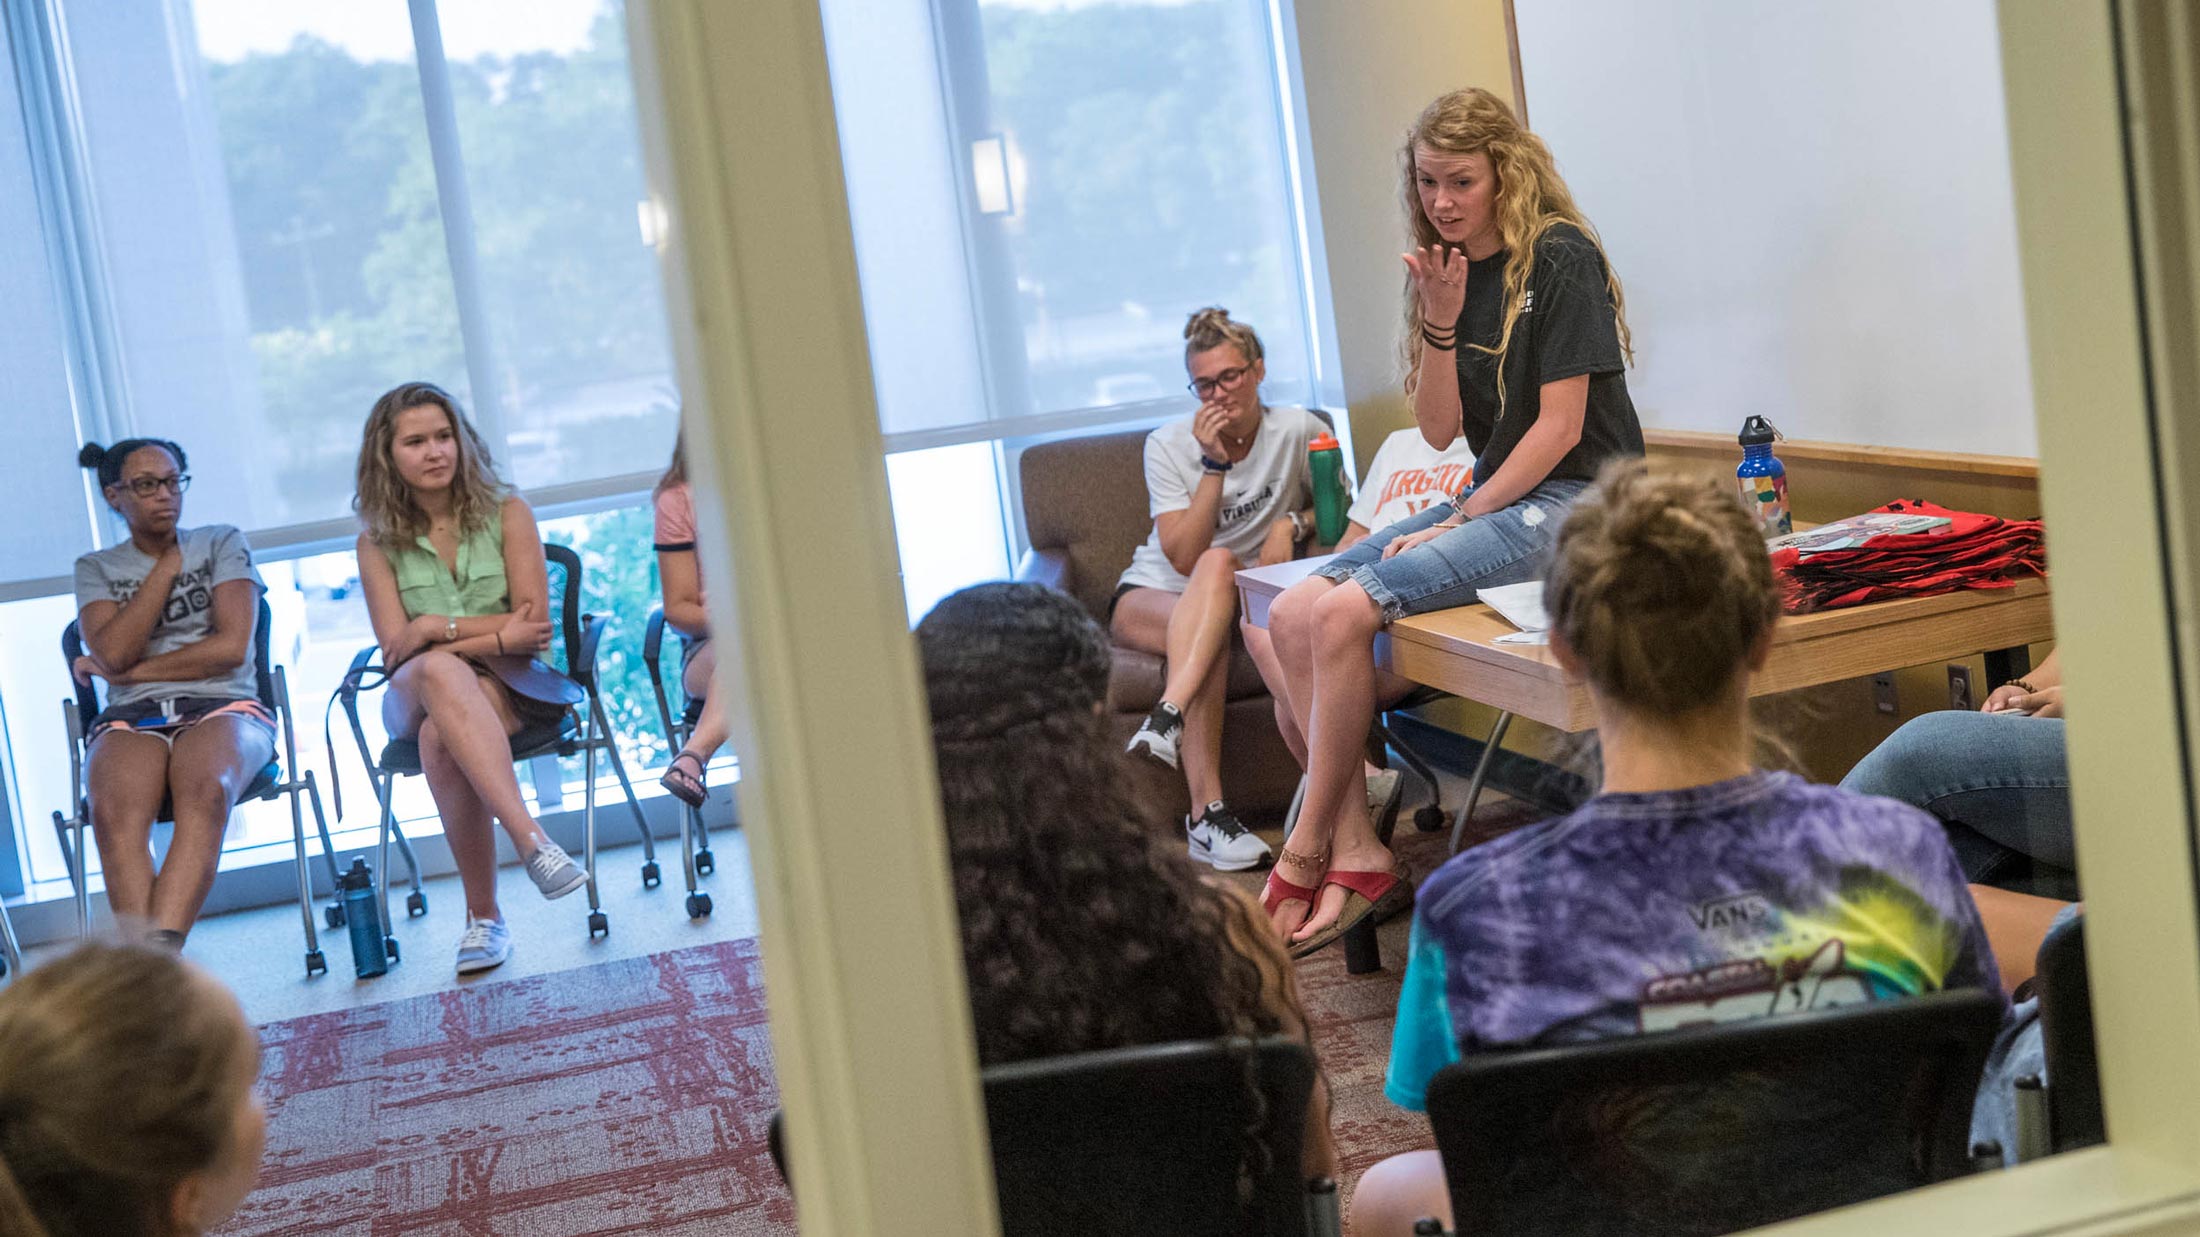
[224,796,1541,1235]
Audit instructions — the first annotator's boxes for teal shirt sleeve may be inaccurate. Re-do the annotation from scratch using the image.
[1384,910,1464,1112]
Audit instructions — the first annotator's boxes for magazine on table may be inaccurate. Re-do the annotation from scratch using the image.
[1768,511,1953,556]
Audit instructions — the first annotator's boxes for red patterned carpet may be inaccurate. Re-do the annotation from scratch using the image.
[225,798,1536,1234]
[224,938,794,1236]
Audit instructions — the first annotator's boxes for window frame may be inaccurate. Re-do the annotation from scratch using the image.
[628,0,2200,1233]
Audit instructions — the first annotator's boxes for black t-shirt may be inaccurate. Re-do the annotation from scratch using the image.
[1451,221,1643,486]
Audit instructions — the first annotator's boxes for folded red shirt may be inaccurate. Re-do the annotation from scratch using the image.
[1769,499,2046,614]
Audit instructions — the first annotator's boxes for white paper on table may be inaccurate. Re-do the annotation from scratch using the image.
[1493,630,1550,646]
[1477,580,1551,632]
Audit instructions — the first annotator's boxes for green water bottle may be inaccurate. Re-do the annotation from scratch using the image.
[1309,431,1348,545]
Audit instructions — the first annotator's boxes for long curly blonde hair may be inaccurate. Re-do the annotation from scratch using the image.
[354,382,507,552]
[1400,88,1632,412]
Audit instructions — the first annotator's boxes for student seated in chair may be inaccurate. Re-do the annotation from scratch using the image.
[1349,463,2002,1236]
[917,582,1337,1185]
[353,382,589,976]
[71,437,274,949]
[652,430,731,808]
[1116,307,1326,872]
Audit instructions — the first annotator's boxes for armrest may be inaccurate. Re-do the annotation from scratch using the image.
[1015,546,1074,594]
[643,603,667,671]
[575,612,608,689]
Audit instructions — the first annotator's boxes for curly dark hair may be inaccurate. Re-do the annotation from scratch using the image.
[916,582,1282,1062]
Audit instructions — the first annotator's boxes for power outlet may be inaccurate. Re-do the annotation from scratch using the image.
[1947,663,1975,712]
[1872,673,1898,714]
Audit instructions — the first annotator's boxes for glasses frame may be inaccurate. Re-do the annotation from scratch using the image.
[1186,364,1252,399]
[116,474,191,498]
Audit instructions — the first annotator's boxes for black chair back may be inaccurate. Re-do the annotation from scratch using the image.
[62,595,277,732]
[2037,913,2102,1152]
[543,542,585,681]
[772,1036,1322,1237]
[1426,989,2004,1237]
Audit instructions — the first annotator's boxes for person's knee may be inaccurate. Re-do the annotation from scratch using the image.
[1842,710,1977,797]
[166,765,238,819]
[1348,1149,1450,1236]
[1193,545,1239,580]
[1271,583,1318,640]
[1313,585,1381,647]
[407,650,475,698]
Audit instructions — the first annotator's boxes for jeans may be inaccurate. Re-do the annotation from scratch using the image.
[1312,479,1590,621]
[1839,709,2076,899]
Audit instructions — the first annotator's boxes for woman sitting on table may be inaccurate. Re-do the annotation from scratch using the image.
[71,438,272,949]
[1263,87,1645,953]
[1349,463,2002,1236]
[1841,647,2076,899]
[920,581,1336,1190]
[652,431,733,808]
[353,381,590,976]
[1116,307,1326,872]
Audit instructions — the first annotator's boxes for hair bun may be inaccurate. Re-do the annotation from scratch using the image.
[1183,306,1231,341]
[77,443,106,470]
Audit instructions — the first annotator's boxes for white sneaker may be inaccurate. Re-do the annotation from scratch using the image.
[524,840,589,900]
[1186,802,1272,871]
[1127,702,1183,770]
[455,916,512,975]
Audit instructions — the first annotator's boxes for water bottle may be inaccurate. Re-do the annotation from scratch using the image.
[1736,415,1791,537]
[340,856,388,978]
[1309,431,1349,545]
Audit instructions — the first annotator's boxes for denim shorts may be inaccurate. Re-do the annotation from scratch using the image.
[1312,479,1590,621]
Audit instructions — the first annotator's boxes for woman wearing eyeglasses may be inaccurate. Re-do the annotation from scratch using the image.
[70,439,274,949]
[1114,307,1324,871]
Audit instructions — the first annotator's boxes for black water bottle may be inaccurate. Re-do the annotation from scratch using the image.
[339,857,388,978]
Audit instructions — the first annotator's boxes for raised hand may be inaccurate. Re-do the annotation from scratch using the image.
[1191,400,1234,463]
[1402,243,1470,334]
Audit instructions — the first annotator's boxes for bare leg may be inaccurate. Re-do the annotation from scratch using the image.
[1267,576,1336,762]
[1970,884,2076,996]
[1177,649,1229,812]
[420,716,505,921]
[679,642,732,765]
[1241,619,1307,768]
[84,732,172,924]
[1348,1149,1453,1237]
[1159,548,1244,709]
[153,715,275,937]
[383,651,546,853]
[1284,581,1395,942]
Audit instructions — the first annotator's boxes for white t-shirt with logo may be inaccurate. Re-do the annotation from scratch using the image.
[1118,405,1324,594]
[1346,427,1478,536]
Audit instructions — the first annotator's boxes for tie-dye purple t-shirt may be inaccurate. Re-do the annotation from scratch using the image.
[1385,771,2004,1111]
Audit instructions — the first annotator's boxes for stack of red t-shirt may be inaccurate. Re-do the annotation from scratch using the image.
[1769,498,2046,614]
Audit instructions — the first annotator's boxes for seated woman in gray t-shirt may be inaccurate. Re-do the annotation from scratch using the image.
[70,438,272,950]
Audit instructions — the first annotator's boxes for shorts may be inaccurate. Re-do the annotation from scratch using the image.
[1311,479,1590,621]
[89,696,276,749]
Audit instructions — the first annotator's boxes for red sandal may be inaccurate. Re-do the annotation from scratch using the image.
[1288,861,1413,960]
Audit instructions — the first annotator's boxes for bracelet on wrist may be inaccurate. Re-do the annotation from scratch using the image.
[1199,454,1233,474]
[2007,678,2038,695]
[496,632,506,655]
[1421,328,1458,352]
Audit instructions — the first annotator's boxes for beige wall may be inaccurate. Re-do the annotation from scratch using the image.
[1290,0,1517,476]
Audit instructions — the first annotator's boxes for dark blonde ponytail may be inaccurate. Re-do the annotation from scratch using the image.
[1544,460,1778,716]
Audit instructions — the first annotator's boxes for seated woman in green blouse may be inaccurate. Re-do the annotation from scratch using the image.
[353,382,589,976]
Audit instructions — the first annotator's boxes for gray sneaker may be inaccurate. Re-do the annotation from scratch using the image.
[524,840,588,900]
[455,916,511,975]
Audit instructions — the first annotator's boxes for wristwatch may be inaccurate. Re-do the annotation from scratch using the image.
[443,615,459,643]
[1287,510,1308,541]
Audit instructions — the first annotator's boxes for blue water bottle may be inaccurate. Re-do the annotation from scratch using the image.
[1736,415,1791,537]
[340,856,389,978]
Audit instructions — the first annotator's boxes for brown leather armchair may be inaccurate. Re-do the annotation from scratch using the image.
[1015,428,1303,827]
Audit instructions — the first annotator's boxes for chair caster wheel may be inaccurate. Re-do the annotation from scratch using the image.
[588,911,610,939]
[326,903,347,929]
[641,860,661,889]
[686,892,712,919]
[695,849,715,876]
[1413,806,1446,833]
[306,950,327,977]
[383,936,402,964]
[406,891,427,918]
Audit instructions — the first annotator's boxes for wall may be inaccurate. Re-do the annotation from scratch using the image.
[1513,0,2035,455]
[1286,0,1517,476]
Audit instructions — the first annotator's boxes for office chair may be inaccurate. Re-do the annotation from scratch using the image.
[52,596,342,976]
[642,604,717,919]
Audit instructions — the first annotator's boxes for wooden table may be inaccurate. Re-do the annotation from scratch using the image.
[1238,557,2053,844]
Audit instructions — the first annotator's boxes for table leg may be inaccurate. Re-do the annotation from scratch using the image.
[1985,646,2033,690]
[1449,711,1514,856]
